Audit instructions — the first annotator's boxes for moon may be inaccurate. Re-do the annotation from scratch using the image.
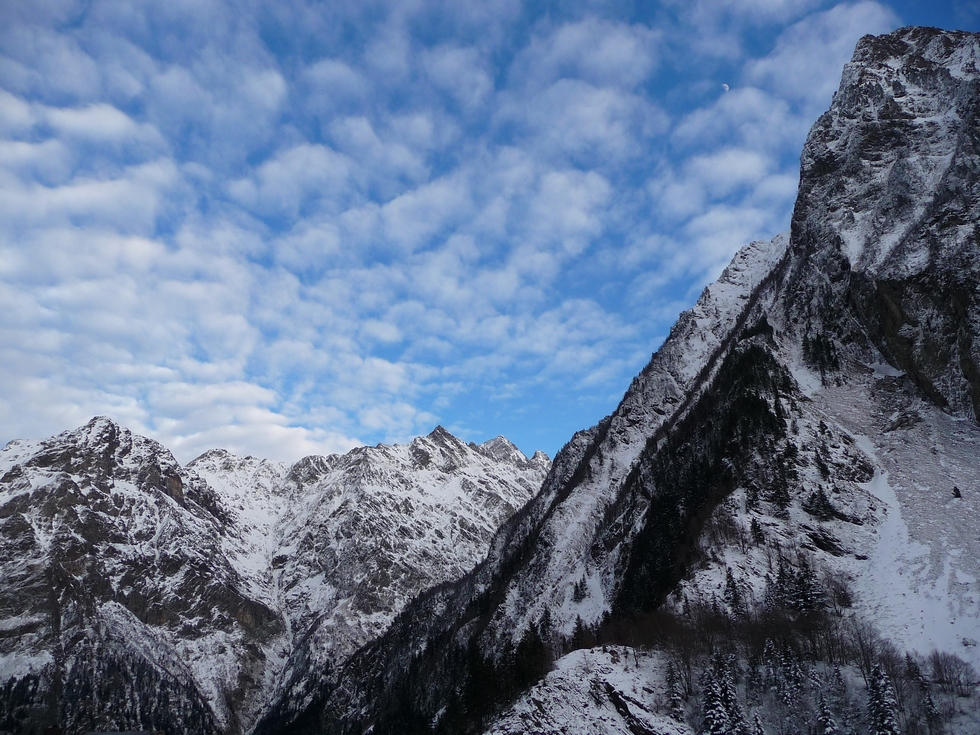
[722,83,730,92]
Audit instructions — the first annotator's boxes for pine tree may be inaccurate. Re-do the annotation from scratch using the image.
[571,616,590,650]
[778,644,803,704]
[718,654,747,735]
[751,712,766,735]
[868,663,901,735]
[750,517,765,544]
[817,693,839,735]
[793,554,822,611]
[904,652,922,682]
[762,639,778,688]
[667,663,685,723]
[724,568,744,617]
[700,668,729,735]
[746,651,761,693]
[920,675,941,735]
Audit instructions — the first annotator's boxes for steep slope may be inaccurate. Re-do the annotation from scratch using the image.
[0,421,548,735]
[265,26,980,735]
[252,429,549,721]
[0,418,273,735]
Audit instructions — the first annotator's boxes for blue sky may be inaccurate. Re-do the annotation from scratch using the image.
[1,1,976,463]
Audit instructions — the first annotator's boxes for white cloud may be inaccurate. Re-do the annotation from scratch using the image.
[527,169,611,255]
[672,87,802,152]
[514,18,661,90]
[747,1,899,112]
[423,45,493,111]
[228,144,352,219]
[380,173,472,252]
[0,89,33,134]
[502,80,667,164]
[0,158,179,233]
[0,0,921,461]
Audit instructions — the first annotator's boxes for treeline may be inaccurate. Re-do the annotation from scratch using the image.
[575,559,978,735]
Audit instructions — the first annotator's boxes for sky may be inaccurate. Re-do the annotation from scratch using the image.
[1,1,977,464]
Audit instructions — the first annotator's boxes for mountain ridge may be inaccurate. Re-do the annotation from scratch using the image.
[0,416,549,734]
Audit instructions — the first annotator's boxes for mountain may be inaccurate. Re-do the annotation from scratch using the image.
[0,420,548,735]
[261,26,980,735]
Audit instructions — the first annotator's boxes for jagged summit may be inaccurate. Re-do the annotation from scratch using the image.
[0,419,549,734]
[475,435,551,469]
[787,25,980,422]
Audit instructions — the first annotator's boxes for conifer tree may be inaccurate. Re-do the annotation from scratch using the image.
[751,712,766,735]
[868,663,901,735]
[762,639,778,687]
[724,568,744,616]
[904,652,922,682]
[700,669,729,735]
[921,678,941,735]
[667,662,685,723]
[718,653,747,735]
[817,693,839,735]
[750,516,765,544]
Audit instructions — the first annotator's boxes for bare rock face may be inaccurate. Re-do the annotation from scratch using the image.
[787,26,980,419]
[0,419,548,734]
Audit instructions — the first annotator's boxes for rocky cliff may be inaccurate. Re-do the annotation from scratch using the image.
[0,420,548,734]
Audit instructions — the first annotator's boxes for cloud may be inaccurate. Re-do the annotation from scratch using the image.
[422,45,494,112]
[513,18,662,91]
[228,143,352,219]
[0,0,923,461]
[0,89,33,134]
[500,80,667,165]
[746,1,899,112]
[671,86,802,152]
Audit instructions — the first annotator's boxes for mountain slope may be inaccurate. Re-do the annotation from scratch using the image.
[0,421,548,735]
[264,26,980,735]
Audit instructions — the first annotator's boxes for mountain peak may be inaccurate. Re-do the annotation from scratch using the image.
[426,424,459,443]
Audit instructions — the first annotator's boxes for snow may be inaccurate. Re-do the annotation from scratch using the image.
[486,647,692,735]
[795,372,980,670]
[0,418,549,735]
[866,363,905,379]
[492,233,791,639]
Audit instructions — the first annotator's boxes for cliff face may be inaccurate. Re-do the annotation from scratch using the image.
[787,26,980,418]
[0,420,548,735]
[260,27,980,735]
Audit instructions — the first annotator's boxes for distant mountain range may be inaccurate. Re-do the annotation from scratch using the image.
[0,418,547,734]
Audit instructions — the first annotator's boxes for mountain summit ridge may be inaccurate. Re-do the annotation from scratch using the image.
[0,417,549,734]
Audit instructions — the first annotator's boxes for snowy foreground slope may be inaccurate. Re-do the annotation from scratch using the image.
[265,27,980,735]
[0,421,547,734]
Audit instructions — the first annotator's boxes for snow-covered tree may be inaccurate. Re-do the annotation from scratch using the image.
[868,663,901,735]
[700,668,729,735]
[724,568,744,616]
[667,662,685,723]
[718,654,748,735]
[817,693,839,735]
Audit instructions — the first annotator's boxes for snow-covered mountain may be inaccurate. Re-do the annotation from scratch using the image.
[263,26,980,735]
[0,420,548,734]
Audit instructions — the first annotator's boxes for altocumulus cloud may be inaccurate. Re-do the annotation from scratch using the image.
[0,0,938,462]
